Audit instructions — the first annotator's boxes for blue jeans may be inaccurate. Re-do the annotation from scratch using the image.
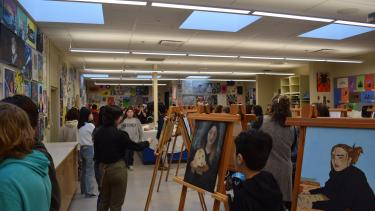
[124,150,134,167]
[80,145,95,195]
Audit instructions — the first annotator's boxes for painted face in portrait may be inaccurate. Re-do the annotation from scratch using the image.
[207,125,218,146]
[331,147,352,172]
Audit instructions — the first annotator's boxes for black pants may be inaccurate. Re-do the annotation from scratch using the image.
[124,150,134,167]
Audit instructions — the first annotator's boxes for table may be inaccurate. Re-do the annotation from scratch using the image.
[45,142,78,211]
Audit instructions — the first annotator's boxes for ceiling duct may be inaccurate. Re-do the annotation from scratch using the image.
[145,58,165,62]
[158,40,185,47]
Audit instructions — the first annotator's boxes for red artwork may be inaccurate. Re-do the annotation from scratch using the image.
[365,74,374,91]
[107,97,115,105]
[317,72,330,92]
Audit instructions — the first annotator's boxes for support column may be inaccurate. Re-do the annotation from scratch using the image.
[152,65,158,129]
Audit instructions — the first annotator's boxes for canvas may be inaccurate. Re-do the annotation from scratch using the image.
[0,23,25,68]
[298,127,375,211]
[37,53,43,81]
[22,44,32,80]
[24,80,31,97]
[14,70,24,95]
[336,77,348,89]
[365,74,374,91]
[32,49,38,81]
[26,18,37,49]
[356,75,365,92]
[3,0,17,32]
[184,120,227,192]
[16,6,27,41]
[317,72,330,92]
[4,68,15,97]
[348,76,356,93]
[31,81,38,104]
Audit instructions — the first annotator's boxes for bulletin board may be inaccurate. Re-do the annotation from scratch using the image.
[334,74,375,111]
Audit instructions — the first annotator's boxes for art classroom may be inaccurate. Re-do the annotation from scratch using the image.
[0,0,375,211]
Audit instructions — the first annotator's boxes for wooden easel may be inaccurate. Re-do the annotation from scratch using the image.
[144,106,193,211]
[174,113,240,211]
[286,116,375,211]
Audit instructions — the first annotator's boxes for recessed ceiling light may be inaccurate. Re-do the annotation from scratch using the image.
[71,48,130,54]
[65,0,147,5]
[240,56,285,60]
[180,11,261,32]
[188,54,238,58]
[299,23,375,40]
[252,11,333,22]
[132,51,186,56]
[334,20,375,28]
[326,59,363,63]
[286,57,326,62]
[82,74,109,78]
[151,2,250,14]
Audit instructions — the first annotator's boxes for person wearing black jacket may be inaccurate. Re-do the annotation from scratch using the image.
[94,105,150,211]
[2,95,61,211]
[229,130,285,211]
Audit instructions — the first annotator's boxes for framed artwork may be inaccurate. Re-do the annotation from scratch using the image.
[340,88,349,103]
[22,44,32,80]
[26,18,37,49]
[184,120,228,192]
[356,75,365,92]
[14,70,24,95]
[16,6,27,41]
[37,53,43,81]
[365,74,374,91]
[24,80,31,97]
[3,0,17,32]
[317,72,330,92]
[348,76,356,92]
[0,24,25,68]
[31,81,38,104]
[336,77,348,89]
[192,80,209,94]
[4,68,15,97]
[297,127,375,211]
[32,50,38,81]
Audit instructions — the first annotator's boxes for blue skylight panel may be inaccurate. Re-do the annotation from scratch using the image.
[18,0,104,24]
[137,75,161,79]
[83,74,109,78]
[180,11,261,32]
[299,23,375,40]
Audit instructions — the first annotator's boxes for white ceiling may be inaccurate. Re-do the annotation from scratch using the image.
[39,0,375,75]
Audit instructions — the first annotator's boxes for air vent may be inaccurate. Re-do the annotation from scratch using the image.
[309,49,336,54]
[159,40,184,47]
[145,58,165,62]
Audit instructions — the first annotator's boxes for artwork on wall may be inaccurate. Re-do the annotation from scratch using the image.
[192,80,209,94]
[37,53,43,81]
[31,81,38,104]
[348,76,356,92]
[0,24,25,68]
[16,6,27,41]
[221,85,227,94]
[184,120,228,193]
[341,88,349,103]
[36,28,43,52]
[3,0,17,32]
[317,72,330,92]
[361,91,375,104]
[349,92,360,103]
[226,94,237,105]
[32,50,38,81]
[336,77,348,89]
[356,75,365,92]
[22,44,32,80]
[14,70,24,95]
[297,127,375,211]
[26,18,37,49]
[38,83,43,110]
[182,95,196,106]
[24,80,31,97]
[4,68,15,97]
[207,95,217,105]
[365,74,374,91]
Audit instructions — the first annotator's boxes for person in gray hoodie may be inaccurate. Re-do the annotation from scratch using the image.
[59,108,79,142]
[118,106,143,170]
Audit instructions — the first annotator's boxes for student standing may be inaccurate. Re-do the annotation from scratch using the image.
[94,105,150,211]
[0,103,52,211]
[230,130,285,211]
[59,107,79,142]
[136,104,148,124]
[251,105,264,130]
[260,95,294,209]
[2,95,61,211]
[78,107,96,197]
[119,106,144,171]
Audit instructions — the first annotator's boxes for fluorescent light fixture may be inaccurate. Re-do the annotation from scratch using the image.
[82,74,109,78]
[334,20,375,28]
[240,56,285,60]
[71,48,130,54]
[125,70,160,73]
[95,83,167,86]
[204,79,255,82]
[92,77,150,80]
[186,76,210,79]
[188,54,238,58]
[137,75,161,79]
[299,23,375,40]
[180,11,261,32]
[252,11,333,22]
[132,51,186,56]
[263,72,295,76]
[326,59,363,64]
[286,57,326,62]
[85,69,123,73]
[151,2,250,14]
[18,0,104,24]
[65,0,147,5]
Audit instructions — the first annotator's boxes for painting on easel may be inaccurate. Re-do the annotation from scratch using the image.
[297,127,375,211]
[184,120,228,193]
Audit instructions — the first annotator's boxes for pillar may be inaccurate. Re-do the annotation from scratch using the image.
[152,65,158,129]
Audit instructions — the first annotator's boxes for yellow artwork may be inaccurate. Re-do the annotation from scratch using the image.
[15,71,25,95]
[26,18,37,49]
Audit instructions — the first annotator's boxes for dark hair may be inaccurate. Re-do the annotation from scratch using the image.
[92,104,98,110]
[102,105,123,126]
[66,108,79,121]
[316,103,330,117]
[271,95,291,127]
[252,105,263,116]
[78,107,92,129]
[1,95,38,128]
[331,144,363,165]
[235,130,273,171]
[98,106,106,126]
[202,123,220,164]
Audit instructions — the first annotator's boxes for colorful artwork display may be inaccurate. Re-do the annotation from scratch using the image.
[22,44,32,80]
[356,75,365,92]
[3,0,17,32]
[31,81,38,104]
[37,53,43,81]
[26,18,37,49]
[317,72,330,92]
[4,68,15,97]
[365,74,373,91]
[16,6,27,41]
[32,50,38,81]
[14,70,24,94]
[0,23,25,68]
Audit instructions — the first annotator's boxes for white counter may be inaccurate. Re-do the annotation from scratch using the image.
[44,142,78,168]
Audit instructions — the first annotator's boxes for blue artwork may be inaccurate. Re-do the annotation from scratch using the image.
[3,0,17,32]
[361,91,375,104]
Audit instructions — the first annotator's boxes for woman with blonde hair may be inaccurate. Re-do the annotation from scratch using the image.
[0,103,51,211]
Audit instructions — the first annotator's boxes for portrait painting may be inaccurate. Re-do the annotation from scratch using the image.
[297,127,375,211]
[16,6,27,41]
[4,68,15,97]
[0,24,25,68]
[184,120,228,193]
[3,0,17,32]
[317,72,330,92]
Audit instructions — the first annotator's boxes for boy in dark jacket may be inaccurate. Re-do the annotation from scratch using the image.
[229,130,285,211]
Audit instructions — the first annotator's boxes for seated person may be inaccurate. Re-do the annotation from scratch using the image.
[229,130,285,211]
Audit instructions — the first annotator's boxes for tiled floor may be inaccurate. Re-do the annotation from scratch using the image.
[69,155,220,211]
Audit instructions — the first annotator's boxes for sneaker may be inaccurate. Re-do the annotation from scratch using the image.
[128,166,134,171]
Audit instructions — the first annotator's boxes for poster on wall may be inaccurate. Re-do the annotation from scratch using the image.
[226,94,237,105]
[0,0,3,25]
[317,72,330,92]
[4,68,15,97]
[348,76,356,92]
[0,24,25,68]
[337,77,348,89]
[3,0,17,32]
[22,45,32,80]
[32,50,38,81]
[365,74,374,91]
[192,80,209,94]
[26,18,37,49]
[341,88,349,103]
[37,53,43,81]
[14,70,24,95]
[24,80,31,97]
[356,75,365,92]
[38,83,43,110]
[36,29,44,52]
[221,85,227,94]
[31,81,38,104]
[16,6,27,41]
[361,91,375,104]
[349,92,360,103]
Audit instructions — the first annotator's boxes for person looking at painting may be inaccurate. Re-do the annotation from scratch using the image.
[301,144,375,211]
[136,104,148,124]
[260,95,295,209]
[229,130,285,211]
[59,108,79,142]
